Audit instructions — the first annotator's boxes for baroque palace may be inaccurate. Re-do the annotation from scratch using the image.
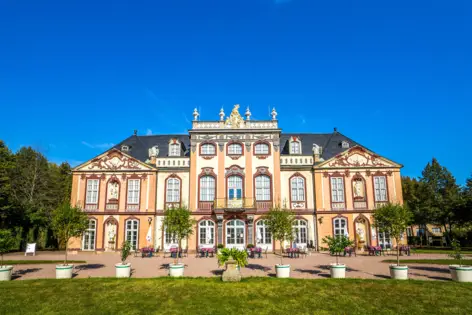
[70,105,403,253]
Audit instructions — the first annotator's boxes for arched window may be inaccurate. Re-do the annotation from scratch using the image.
[82,219,96,250]
[290,176,305,201]
[199,220,215,247]
[169,143,180,156]
[201,143,216,155]
[228,143,243,155]
[166,177,181,203]
[256,220,272,246]
[290,141,301,154]
[333,217,348,237]
[200,176,215,201]
[254,143,269,155]
[255,175,271,200]
[125,219,139,250]
[292,220,307,246]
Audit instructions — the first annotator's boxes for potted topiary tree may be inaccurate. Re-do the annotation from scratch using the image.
[322,235,354,278]
[217,248,248,282]
[115,240,132,278]
[263,205,295,278]
[373,203,413,280]
[162,205,196,277]
[449,239,472,282]
[51,202,89,279]
[0,229,15,281]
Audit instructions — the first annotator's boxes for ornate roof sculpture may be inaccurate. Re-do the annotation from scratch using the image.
[225,104,244,128]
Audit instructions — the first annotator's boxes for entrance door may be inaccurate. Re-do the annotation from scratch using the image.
[226,220,245,249]
[227,176,243,208]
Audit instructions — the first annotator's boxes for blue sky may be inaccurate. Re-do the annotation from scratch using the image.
[0,0,471,184]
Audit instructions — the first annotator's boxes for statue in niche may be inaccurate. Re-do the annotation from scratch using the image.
[353,179,364,199]
[108,181,119,200]
[105,221,117,251]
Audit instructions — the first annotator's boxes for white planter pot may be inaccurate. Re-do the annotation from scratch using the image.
[330,263,346,278]
[0,266,13,281]
[169,263,185,277]
[449,265,472,282]
[275,264,290,278]
[56,265,74,279]
[115,263,131,278]
[389,265,408,280]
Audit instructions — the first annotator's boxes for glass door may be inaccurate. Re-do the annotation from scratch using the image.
[226,220,245,250]
[227,176,243,208]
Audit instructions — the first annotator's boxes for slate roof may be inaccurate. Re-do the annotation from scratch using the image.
[112,131,361,164]
[280,131,360,161]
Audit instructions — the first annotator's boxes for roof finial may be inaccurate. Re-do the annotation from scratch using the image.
[334,127,338,133]
[134,129,138,135]
[245,106,251,121]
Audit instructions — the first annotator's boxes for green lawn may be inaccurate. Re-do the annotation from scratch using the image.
[1,278,471,314]
[382,259,472,266]
[413,249,472,255]
[1,260,86,265]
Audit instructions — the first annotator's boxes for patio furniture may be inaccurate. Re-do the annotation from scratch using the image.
[25,243,36,256]
[299,246,308,258]
[344,246,356,257]
[182,247,188,258]
[141,247,154,258]
[263,246,268,258]
[367,245,382,256]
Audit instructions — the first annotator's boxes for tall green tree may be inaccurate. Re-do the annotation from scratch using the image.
[162,206,196,263]
[402,176,426,226]
[0,141,16,228]
[263,205,295,265]
[419,158,461,245]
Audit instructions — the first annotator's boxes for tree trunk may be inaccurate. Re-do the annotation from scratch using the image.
[65,237,68,266]
[178,238,182,264]
[280,240,283,265]
[1,253,3,267]
[396,238,400,266]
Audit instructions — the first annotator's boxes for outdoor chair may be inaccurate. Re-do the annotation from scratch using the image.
[25,243,36,256]
[299,246,308,258]
[343,247,356,257]
[182,247,188,258]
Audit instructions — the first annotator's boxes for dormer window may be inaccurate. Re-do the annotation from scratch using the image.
[169,143,180,156]
[121,145,129,152]
[201,143,216,156]
[341,141,350,149]
[290,141,301,154]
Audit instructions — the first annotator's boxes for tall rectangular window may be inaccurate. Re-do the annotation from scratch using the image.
[374,176,387,201]
[255,175,271,201]
[166,178,180,203]
[330,177,344,202]
[127,179,140,204]
[86,179,99,204]
[200,176,215,201]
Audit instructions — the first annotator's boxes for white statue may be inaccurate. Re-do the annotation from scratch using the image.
[148,146,159,158]
[219,107,225,121]
[109,182,119,200]
[353,180,363,198]
[107,225,116,243]
[271,107,278,120]
[357,227,365,241]
[192,108,199,121]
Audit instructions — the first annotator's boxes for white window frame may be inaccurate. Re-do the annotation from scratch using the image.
[82,219,97,250]
[292,220,308,246]
[254,143,269,155]
[199,220,215,248]
[255,175,271,201]
[290,141,301,154]
[201,143,216,155]
[378,231,392,249]
[86,179,99,204]
[169,143,180,157]
[256,220,272,246]
[331,177,345,202]
[200,176,215,201]
[228,143,242,155]
[127,179,140,205]
[125,219,139,250]
[290,176,305,201]
[166,178,181,203]
[333,217,348,237]
[226,219,245,249]
[374,176,388,202]
[432,227,441,234]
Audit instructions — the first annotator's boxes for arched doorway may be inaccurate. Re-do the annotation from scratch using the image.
[103,217,118,251]
[354,215,370,251]
[226,219,245,250]
[255,220,273,251]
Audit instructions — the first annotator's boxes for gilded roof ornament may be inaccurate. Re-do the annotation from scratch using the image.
[225,104,244,128]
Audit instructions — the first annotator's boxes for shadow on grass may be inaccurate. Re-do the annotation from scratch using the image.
[12,268,42,280]
[75,264,105,271]
[429,276,451,281]
[410,266,449,274]
[373,274,391,279]
[246,264,271,272]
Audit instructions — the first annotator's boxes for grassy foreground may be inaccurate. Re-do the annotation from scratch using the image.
[1,278,472,315]
[382,259,472,266]
[413,248,472,255]
[1,260,86,265]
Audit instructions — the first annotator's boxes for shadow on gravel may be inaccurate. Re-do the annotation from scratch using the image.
[12,268,42,280]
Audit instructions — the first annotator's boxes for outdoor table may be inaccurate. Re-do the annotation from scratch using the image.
[170,248,182,258]
[249,247,262,258]
[287,248,300,258]
[200,248,214,257]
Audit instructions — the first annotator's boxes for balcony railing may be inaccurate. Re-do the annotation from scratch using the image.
[331,202,346,210]
[84,204,98,211]
[126,204,140,211]
[197,198,273,211]
[353,200,367,209]
[374,201,388,209]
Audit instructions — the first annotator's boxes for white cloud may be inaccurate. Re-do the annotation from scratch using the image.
[146,129,153,135]
[81,141,115,150]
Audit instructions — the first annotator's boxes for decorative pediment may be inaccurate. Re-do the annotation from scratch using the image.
[317,146,401,169]
[74,149,155,171]
[225,165,245,177]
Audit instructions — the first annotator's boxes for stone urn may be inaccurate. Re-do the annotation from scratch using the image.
[222,259,241,282]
